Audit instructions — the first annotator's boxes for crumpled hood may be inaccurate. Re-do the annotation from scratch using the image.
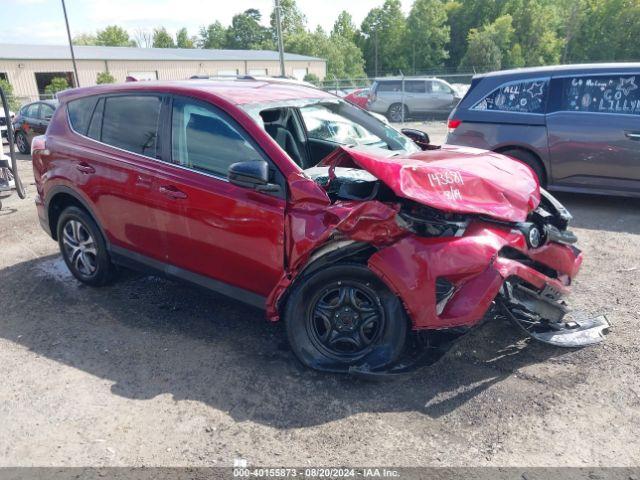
[325,145,540,222]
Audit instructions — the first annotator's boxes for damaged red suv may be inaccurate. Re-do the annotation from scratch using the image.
[32,79,608,374]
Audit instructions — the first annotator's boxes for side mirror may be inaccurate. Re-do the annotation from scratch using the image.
[401,128,430,146]
[228,160,280,193]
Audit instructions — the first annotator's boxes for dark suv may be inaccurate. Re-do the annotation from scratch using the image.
[446,63,640,197]
[32,79,602,374]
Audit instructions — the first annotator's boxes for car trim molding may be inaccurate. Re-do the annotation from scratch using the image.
[109,245,267,309]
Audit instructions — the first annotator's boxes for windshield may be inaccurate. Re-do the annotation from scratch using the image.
[242,98,419,156]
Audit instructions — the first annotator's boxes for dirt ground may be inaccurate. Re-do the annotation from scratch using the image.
[1,124,639,467]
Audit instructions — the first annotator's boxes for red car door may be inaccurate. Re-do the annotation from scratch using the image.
[150,95,286,300]
[62,93,170,262]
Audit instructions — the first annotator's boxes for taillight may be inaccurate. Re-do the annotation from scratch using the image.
[447,118,462,134]
[31,135,49,156]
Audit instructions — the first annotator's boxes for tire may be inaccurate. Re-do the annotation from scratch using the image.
[15,131,30,154]
[500,149,546,187]
[57,206,115,286]
[284,263,408,372]
[386,103,409,123]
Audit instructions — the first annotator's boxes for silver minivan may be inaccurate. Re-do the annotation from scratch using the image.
[367,77,462,122]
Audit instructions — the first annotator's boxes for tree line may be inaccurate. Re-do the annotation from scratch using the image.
[72,0,640,81]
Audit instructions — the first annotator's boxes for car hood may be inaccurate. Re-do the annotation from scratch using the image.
[325,145,540,223]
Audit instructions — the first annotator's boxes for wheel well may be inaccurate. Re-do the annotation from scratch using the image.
[47,192,86,240]
[494,146,547,186]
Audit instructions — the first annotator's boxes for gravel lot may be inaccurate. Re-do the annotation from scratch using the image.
[1,124,639,467]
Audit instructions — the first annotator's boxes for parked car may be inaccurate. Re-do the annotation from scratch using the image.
[12,100,57,154]
[446,63,640,197]
[344,88,370,108]
[31,79,604,375]
[1,108,15,143]
[367,77,462,122]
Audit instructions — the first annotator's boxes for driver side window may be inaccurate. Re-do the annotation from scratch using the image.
[171,97,262,177]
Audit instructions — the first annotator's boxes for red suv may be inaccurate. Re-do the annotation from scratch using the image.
[32,79,607,374]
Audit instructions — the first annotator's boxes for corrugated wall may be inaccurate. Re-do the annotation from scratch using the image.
[0,58,327,102]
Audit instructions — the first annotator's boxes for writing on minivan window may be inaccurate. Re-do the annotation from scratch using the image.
[473,79,548,114]
[562,75,639,115]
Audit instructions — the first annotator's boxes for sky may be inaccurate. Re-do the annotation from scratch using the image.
[1,0,413,46]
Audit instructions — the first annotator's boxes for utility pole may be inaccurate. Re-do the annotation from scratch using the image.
[61,0,80,87]
[274,0,286,77]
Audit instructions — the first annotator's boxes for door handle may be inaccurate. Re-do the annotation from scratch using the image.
[624,131,640,141]
[159,185,188,199]
[76,162,95,174]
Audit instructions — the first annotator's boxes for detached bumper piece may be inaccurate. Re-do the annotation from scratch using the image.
[498,280,609,347]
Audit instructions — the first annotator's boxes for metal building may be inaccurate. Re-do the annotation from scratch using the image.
[0,44,326,102]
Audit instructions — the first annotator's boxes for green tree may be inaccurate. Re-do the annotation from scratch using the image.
[565,0,640,62]
[458,30,503,71]
[176,27,195,48]
[96,71,116,84]
[152,27,176,48]
[303,72,320,85]
[0,79,19,111]
[95,25,136,46]
[445,0,505,69]
[332,11,357,42]
[270,0,307,40]
[405,0,450,73]
[502,0,562,66]
[226,9,271,49]
[44,77,69,96]
[360,0,408,76]
[198,22,227,49]
[72,33,98,46]
[285,26,366,80]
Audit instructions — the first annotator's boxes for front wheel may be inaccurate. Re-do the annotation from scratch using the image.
[284,264,408,372]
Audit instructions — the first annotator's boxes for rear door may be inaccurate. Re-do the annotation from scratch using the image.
[404,80,427,112]
[64,93,169,261]
[546,72,640,192]
[23,103,42,142]
[150,95,286,299]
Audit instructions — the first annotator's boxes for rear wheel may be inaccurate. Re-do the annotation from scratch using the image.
[285,264,408,372]
[500,149,546,187]
[15,131,30,154]
[57,206,115,286]
[386,103,408,123]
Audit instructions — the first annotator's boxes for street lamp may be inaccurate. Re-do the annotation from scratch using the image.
[61,0,80,88]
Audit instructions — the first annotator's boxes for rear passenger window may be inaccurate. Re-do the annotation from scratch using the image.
[405,81,425,93]
[171,96,262,177]
[101,95,162,156]
[87,98,104,140]
[376,81,402,92]
[473,78,549,114]
[68,97,99,135]
[560,74,640,115]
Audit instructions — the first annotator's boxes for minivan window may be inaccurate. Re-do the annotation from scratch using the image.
[473,78,549,114]
[171,96,262,177]
[68,97,99,135]
[560,74,640,115]
[101,95,162,156]
[432,81,452,94]
[376,81,402,92]
[405,81,426,93]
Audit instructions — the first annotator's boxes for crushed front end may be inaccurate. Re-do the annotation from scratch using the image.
[368,188,608,348]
